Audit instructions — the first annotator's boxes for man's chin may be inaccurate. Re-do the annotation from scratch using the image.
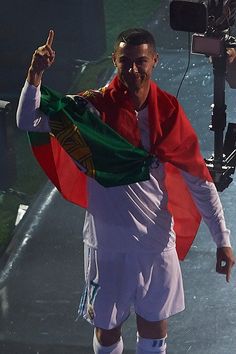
[124,80,143,92]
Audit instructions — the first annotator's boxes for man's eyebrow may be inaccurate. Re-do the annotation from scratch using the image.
[119,55,149,59]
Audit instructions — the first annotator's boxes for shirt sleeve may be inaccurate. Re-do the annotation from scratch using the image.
[16,81,50,132]
[180,170,231,248]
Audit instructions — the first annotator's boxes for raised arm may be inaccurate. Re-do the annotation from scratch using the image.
[16,30,55,132]
[27,29,55,87]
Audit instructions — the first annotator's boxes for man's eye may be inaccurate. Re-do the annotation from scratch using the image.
[119,59,129,64]
[136,59,148,65]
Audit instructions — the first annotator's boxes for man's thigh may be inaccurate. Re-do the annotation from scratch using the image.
[134,249,185,321]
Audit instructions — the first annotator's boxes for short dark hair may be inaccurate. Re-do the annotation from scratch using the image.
[114,28,156,52]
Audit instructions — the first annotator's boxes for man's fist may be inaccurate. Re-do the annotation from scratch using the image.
[27,30,55,87]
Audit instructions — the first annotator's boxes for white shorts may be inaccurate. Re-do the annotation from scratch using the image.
[78,245,185,329]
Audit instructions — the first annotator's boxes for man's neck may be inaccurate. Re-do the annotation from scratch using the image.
[129,83,150,111]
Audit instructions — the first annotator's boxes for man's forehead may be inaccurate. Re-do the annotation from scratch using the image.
[118,42,150,51]
[115,42,156,59]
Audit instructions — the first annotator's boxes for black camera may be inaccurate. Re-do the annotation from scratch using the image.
[170,0,236,56]
[170,0,236,33]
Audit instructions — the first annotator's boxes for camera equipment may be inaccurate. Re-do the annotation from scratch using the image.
[170,0,236,34]
[169,0,236,191]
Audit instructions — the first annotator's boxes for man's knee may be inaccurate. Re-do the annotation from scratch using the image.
[136,314,167,339]
[136,315,167,353]
[95,326,122,346]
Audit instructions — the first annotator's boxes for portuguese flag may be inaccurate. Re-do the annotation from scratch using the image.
[28,77,213,260]
[28,85,154,207]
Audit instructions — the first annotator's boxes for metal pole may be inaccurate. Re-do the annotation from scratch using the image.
[211,55,227,163]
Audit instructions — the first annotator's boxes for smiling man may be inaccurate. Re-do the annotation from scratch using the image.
[16,28,234,354]
[112,31,158,109]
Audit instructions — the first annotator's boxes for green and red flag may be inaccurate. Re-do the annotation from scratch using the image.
[28,85,154,207]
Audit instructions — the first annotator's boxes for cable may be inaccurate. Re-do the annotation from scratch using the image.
[176,32,191,99]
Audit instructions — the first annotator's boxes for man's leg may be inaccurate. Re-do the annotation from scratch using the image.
[136,315,167,354]
[93,325,124,354]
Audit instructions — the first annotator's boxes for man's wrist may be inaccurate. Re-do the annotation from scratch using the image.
[27,67,44,87]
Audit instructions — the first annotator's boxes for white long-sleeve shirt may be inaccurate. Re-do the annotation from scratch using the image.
[16,81,231,252]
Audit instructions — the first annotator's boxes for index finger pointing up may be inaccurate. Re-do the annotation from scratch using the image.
[46,29,54,47]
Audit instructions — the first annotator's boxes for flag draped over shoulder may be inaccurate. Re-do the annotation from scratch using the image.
[28,75,213,260]
[28,85,154,206]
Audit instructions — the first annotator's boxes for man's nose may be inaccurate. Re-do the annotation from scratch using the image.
[129,62,138,73]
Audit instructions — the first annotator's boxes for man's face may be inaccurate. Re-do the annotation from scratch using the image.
[112,42,158,92]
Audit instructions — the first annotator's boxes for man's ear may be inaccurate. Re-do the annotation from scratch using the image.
[112,52,117,67]
[153,53,159,68]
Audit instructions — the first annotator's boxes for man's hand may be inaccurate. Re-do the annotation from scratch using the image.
[216,247,235,282]
[27,30,55,87]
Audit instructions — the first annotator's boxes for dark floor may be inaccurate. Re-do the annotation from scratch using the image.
[1,1,236,353]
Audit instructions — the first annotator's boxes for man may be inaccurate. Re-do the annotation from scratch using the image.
[17,28,235,354]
